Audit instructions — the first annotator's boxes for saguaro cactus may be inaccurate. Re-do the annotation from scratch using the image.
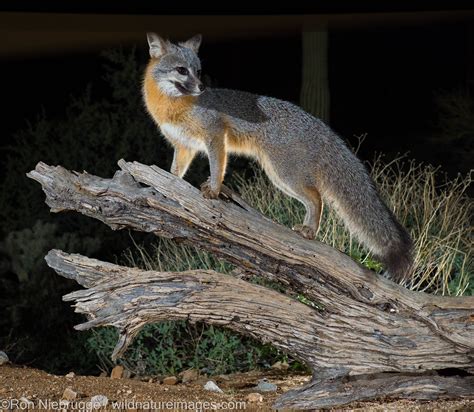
[300,30,330,123]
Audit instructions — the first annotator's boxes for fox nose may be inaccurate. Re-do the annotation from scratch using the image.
[198,83,206,92]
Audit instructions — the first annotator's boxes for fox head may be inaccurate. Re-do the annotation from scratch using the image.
[146,33,205,97]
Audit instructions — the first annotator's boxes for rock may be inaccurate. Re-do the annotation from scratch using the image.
[271,361,289,371]
[195,376,210,386]
[62,387,77,401]
[246,392,263,403]
[180,368,198,383]
[122,368,132,379]
[216,374,231,381]
[110,365,124,379]
[137,376,152,382]
[162,376,178,385]
[65,372,75,378]
[0,351,8,365]
[204,380,223,393]
[90,395,108,408]
[256,378,277,392]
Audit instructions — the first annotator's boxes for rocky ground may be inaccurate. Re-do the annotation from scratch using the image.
[0,363,473,411]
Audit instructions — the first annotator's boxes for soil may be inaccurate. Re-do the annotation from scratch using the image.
[1,364,473,411]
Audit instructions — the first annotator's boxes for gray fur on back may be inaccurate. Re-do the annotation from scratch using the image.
[193,88,413,279]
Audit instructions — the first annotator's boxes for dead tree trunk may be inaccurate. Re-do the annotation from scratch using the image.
[28,161,474,409]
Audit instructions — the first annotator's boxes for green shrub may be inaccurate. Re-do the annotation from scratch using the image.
[87,322,284,376]
[0,49,162,237]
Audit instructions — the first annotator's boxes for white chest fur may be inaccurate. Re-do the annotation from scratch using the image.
[160,123,206,152]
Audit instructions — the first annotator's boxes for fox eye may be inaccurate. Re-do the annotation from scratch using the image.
[176,66,189,75]
[197,69,202,78]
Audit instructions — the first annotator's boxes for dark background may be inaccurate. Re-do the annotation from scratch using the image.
[2,8,473,173]
[0,4,473,373]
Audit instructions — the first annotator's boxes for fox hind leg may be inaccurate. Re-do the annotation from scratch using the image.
[261,157,323,240]
[292,186,323,240]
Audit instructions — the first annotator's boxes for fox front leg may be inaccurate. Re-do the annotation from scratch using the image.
[201,137,227,199]
[170,145,196,178]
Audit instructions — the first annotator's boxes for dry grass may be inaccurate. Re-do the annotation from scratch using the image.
[235,154,473,296]
[371,155,473,295]
[124,234,233,274]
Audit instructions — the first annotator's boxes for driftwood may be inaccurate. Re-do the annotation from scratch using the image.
[28,160,474,409]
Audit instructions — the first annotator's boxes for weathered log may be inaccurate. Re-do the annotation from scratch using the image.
[44,249,332,366]
[28,161,474,409]
[277,372,474,409]
[45,249,474,409]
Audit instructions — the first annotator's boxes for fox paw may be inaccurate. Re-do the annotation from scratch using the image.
[292,224,316,240]
[200,179,220,199]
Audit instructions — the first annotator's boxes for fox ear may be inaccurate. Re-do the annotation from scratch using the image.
[179,34,202,53]
[147,32,169,58]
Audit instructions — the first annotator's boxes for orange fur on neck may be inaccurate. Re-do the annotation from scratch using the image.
[143,59,196,125]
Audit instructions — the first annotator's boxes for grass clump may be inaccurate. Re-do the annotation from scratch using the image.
[371,155,472,295]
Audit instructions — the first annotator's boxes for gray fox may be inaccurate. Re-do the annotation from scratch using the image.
[142,33,414,282]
